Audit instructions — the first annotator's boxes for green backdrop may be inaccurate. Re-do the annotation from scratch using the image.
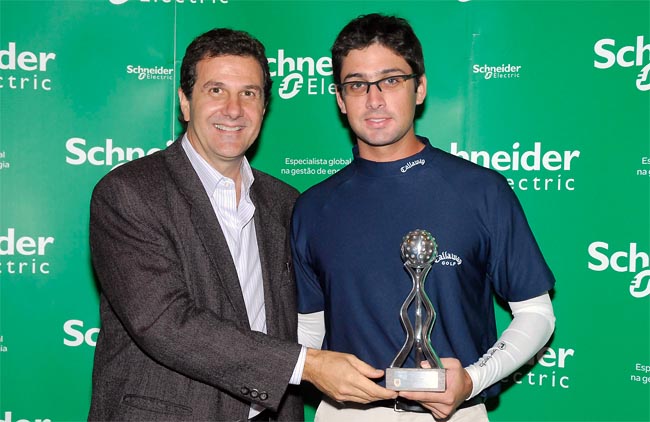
[1,1,649,421]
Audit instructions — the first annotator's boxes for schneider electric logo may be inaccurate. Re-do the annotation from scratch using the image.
[66,137,173,169]
[473,63,521,80]
[594,35,650,91]
[0,228,54,276]
[503,346,575,390]
[588,241,650,298]
[451,141,581,192]
[268,49,334,100]
[0,412,51,422]
[126,65,173,81]
[64,320,100,347]
[0,42,56,92]
[110,0,228,5]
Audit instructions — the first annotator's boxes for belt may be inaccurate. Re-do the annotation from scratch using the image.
[377,395,485,413]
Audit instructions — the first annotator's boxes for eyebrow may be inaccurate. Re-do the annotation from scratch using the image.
[342,68,409,82]
[201,81,263,92]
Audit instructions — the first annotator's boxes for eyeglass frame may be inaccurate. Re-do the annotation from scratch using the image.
[337,73,420,96]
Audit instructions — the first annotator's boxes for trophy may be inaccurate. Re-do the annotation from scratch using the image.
[385,229,446,392]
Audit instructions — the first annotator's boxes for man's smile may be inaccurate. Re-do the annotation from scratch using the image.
[214,124,244,132]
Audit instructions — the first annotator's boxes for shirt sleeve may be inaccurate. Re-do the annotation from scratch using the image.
[289,345,308,385]
[488,180,555,302]
[291,201,326,313]
[298,311,326,349]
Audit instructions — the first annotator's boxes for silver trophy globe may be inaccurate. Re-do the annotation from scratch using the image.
[385,229,446,392]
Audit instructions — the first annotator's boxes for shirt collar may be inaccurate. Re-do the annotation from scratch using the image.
[351,136,436,177]
[181,134,255,197]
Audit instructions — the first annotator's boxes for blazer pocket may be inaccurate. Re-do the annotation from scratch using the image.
[122,394,193,416]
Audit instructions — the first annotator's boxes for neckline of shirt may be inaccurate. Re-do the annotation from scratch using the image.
[351,136,437,178]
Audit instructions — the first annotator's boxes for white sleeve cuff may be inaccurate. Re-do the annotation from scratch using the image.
[289,345,308,385]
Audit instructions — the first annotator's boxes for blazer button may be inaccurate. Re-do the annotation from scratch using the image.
[250,389,259,398]
[240,387,250,395]
[259,392,268,401]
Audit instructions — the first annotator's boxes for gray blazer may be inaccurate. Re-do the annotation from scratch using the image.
[88,138,303,421]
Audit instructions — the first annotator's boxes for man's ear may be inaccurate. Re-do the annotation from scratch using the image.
[178,88,191,122]
[416,74,427,105]
[335,89,348,114]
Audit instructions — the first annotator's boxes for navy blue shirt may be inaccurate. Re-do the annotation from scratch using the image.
[291,137,555,397]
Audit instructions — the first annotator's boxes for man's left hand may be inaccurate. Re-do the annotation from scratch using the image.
[398,358,473,420]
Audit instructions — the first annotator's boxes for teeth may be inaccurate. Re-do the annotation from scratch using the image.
[215,124,243,132]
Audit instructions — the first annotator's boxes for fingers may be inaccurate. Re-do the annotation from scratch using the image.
[399,390,455,419]
[440,357,462,369]
[399,390,454,406]
[348,354,386,379]
[303,349,397,404]
[329,354,397,403]
[398,358,471,419]
[355,375,398,402]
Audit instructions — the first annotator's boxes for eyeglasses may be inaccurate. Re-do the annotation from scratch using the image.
[337,74,419,96]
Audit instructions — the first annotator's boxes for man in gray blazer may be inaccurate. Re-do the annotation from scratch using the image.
[88,28,396,421]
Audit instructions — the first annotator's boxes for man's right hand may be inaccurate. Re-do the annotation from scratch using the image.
[302,348,398,404]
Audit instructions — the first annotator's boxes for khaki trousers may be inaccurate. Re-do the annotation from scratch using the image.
[314,397,489,422]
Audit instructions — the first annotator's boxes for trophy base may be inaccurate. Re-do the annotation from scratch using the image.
[385,367,446,392]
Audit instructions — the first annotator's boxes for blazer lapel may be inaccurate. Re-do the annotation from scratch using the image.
[163,138,249,323]
[251,180,289,338]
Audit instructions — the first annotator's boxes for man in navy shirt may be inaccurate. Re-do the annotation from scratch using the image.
[292,14,556,421]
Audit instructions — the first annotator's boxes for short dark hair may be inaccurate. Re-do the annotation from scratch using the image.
[179,28,272,107]
[331,14,425,86]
